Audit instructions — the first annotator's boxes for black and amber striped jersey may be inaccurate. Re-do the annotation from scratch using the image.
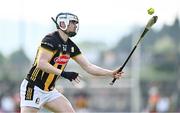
[26,31,81,91]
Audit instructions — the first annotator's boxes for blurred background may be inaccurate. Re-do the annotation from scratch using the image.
[0,0,180,113]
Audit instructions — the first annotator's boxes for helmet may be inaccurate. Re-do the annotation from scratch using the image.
[55,12,79,37]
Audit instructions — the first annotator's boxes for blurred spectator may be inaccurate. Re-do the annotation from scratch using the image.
[1,94,15,112]
[148,86,160,113]
[156,96,170,113]
[12,92,20,113]
[74,92,90,113]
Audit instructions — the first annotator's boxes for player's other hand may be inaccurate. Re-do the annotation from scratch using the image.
[61,71,80,83]
[112,69,124,79]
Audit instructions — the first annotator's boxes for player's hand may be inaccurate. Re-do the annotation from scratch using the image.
[112,69,124,79]
[61,71,80,83]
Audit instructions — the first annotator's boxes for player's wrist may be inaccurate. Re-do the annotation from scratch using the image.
[108,70,114,75]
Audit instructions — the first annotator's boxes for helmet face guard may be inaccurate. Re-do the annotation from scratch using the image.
[55,13,79,37]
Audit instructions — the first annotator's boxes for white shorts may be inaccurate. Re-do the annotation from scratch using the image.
[20,79,62,109]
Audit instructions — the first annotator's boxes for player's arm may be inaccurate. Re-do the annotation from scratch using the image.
[36,47,62,75]
[73,54,122,78]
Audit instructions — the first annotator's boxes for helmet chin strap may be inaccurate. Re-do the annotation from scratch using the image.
[63,30,77,37]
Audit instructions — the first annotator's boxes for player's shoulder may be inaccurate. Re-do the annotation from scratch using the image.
[41,31,59,50]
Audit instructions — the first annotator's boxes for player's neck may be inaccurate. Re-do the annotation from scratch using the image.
[58,30,68,42]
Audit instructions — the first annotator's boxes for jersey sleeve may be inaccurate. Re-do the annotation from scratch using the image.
[70,40,81,58]
[41,36,57,51]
